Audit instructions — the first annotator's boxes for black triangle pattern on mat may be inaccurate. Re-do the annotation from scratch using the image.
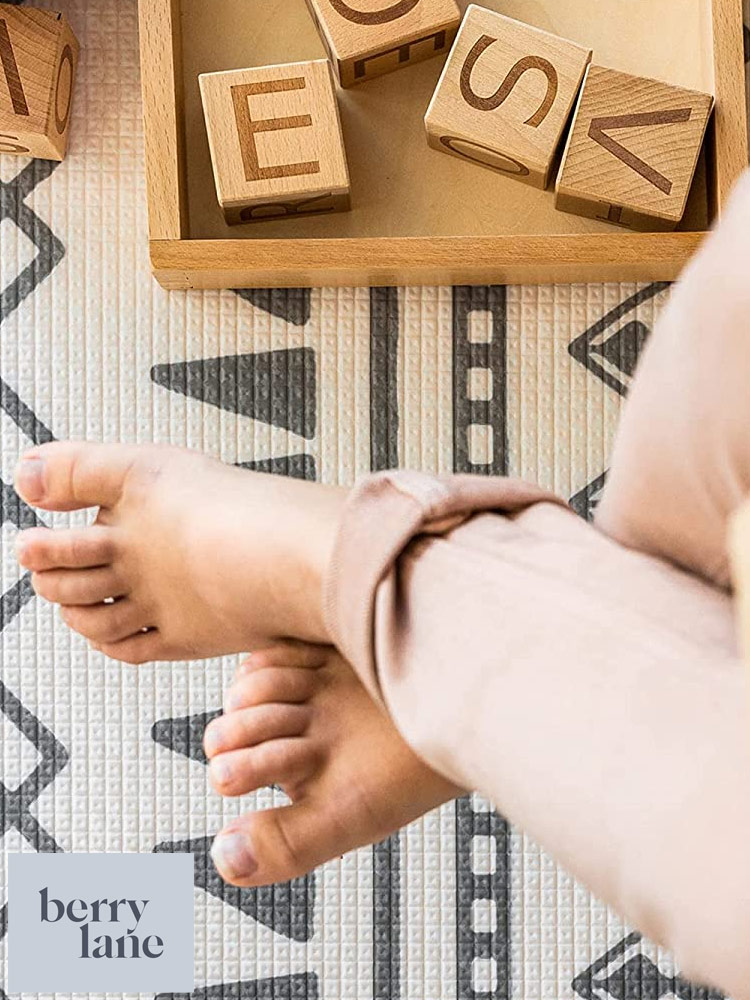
[568,283,668,397]
[234,288,312,328]
[150,349,316,439]
[156,972,319,1000]
[569,471,607,522]
[148,332,320,973]
[567,283,662,528]
[573,932,724,1000]
[237,454,316,481]
[153,836,315,943]
[151,711,315,942]
[151,711,221,765]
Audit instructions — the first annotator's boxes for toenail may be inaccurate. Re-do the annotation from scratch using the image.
[237,656,254,677]
[16,458,45,503]
[14,533,30,560]
[203,726,222,758]
[223,690,243,713]
[211,757,233,788]
[211,830,257,879]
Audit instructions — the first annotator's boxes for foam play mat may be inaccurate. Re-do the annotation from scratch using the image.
[0,1,748,997]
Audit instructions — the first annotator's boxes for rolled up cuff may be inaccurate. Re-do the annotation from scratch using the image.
[322,469,564,704]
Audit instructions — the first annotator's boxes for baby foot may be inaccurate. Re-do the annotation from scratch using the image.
[205,642,462,886]
[14,441,346,663]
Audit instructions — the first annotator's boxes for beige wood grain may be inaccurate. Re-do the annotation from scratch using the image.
[138,0,187,240]
[149,230,706,288]
[710,0,749,212]
[306,0,459,88]
[0,3,78,161]
[424,5,591,189]
[138,0,747,287]
[178,0,714,243]
[199,59,350,225]
[555,66,714,230]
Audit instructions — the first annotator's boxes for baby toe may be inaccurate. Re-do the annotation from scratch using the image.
[237,643,330,678]
[32,566,126,606]
[208,738,318,798]
[211,800,343,887]
[15,441,138,511]
[203,703,311,759]
[16,525,116,572]
[223,667,317,714]
[61,599,149,645]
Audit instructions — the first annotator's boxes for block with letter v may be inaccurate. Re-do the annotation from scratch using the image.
[555,65,713,230]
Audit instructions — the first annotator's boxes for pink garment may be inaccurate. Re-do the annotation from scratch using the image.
[323,171,750,999]
[597,170,750,588]
[325,472,750,998]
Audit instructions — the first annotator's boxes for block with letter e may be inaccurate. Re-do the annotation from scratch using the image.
[0,2,78,161]
[424,5,592,189]
[555,66,714,230]
[199,59,351,226]
[306,0,460,88]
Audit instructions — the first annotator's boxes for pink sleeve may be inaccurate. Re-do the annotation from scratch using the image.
[323,469,750,1000]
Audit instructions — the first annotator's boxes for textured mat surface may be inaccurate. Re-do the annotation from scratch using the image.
[0,1,748,998]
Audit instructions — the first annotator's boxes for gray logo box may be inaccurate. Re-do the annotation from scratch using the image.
[8,853,194,993]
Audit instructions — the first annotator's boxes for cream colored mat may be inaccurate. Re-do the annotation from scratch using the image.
[0,1,746,998]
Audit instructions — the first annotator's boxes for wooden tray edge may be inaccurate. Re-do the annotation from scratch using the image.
[711,0,749,210]
[139,0,187,240]
[138,0,746,287]
[149,232,706,288]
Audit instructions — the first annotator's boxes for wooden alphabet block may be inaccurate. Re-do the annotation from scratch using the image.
[0,3,78,161]
[555,66,714,230]
[424,5,591,189]
[199,60,351,226]
[305,0,460,88]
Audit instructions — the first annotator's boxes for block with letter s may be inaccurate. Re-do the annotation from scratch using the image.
[424,4,592,189]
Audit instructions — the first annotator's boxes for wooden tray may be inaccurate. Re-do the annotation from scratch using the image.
[138,0,748,289]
